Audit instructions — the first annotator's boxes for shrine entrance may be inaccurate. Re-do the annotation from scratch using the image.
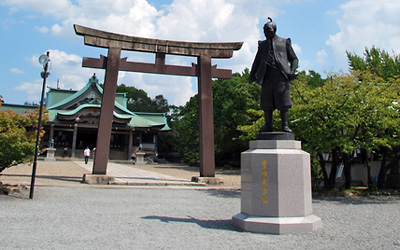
[74,24,242,178]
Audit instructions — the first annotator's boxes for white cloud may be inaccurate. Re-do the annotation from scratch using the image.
[316,49,328,66]
[10,67,24,74]
[26,49,103,92]
[121,73,195,106]
[326,10,338,16]
[21,48,194,106]
[45,49,104,90]
[51,23,63,35]
[2,0,300,105]
[298,58,311,72]
[49,0,160,40]
[292,43,302,55]
[1,0,75,17]
[326,0,400,72]
[35,26,49,33]
[14,80,43,102]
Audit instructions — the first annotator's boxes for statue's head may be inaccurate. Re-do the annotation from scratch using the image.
[263,17,277,39]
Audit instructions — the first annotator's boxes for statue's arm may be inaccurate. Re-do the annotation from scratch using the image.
[286,38,299,79]
[249,55,259,83]
[249,42,262,83]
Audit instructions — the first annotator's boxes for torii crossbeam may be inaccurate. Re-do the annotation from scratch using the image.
[74,24,242,178]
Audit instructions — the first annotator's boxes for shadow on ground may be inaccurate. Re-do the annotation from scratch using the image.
[152,165,199,173]
[142,215,241,232]
[151,164,241,175]
[0,173,82,183]
[204,189,241,199]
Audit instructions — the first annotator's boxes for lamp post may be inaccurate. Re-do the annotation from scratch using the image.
[29,51,50,199]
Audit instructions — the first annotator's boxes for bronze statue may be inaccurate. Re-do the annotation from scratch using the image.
[249,18,298,133]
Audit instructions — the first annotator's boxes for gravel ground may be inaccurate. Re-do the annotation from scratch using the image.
[0,160,241,188]
[1,186,400,250]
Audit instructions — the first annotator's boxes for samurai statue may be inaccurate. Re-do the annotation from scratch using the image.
[249,18,298,133]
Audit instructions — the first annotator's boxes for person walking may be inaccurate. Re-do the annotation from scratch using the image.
[84,147,91,164]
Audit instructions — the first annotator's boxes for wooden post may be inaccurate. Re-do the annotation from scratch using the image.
[74,24,242,178]
[198,55,215,177]
[71,123,78,157]
[92,47,121,174]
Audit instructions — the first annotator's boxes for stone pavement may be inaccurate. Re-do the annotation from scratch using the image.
[2,184,400,249]
[0,159,241,189]
[2,160,400,249]
[75,161,206,186]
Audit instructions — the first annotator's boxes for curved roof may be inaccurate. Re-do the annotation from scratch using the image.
[56,104,130,123]
[46,75,170,131]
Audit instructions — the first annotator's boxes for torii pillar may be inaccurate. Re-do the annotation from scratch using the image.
[74,24,242,182]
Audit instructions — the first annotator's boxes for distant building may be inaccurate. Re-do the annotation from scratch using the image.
[1,74,170,160]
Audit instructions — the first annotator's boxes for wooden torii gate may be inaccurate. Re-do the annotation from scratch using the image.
[74,24,242,178]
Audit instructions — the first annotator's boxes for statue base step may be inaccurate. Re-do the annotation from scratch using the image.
[232,213,322,234]
[256,132,294,140]
[191,176,224,185]
[232,138,322,234]
[82,174,115,184]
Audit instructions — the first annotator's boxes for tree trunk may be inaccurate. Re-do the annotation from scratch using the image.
[378,147,400,189]
[328,150,338,190]
[361,149,375,190]
[343,153,352,189]
[377,148,388,189]
[318,153,329,190]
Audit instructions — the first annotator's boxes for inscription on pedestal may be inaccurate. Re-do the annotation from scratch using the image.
[232,139,322,234]
[261,159,268,205]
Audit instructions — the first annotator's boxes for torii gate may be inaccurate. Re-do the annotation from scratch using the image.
[74,24,242,178]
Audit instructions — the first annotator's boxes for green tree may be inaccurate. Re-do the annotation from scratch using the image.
[347,47,400,189]
[297,70,326,88]
[151,94,169,113]
[0,106,49,172]
[171,70,260,167]
[347,46,400,81]
[212,71,260,167]
[293,71,399,190]
[170,96,200,165]
[116,84,169,112]
[239,68,399,190]
[288,73,357,189]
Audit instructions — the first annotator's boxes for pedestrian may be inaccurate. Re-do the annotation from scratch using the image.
[63,147,68,158]
[131,147,138,162]
[84,147,90,164]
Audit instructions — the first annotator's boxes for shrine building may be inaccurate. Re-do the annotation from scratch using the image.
[1,74,170,160]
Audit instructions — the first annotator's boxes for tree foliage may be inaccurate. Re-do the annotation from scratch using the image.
[168,96,200,164]
[239,61,399,190]
[170,70,260,166]
[116,84,169,113]
[291,71,400,189]
[123,46,400,191]
[347,47,400,189]
[347,46,400,81]
[212,70,260,166]
[0,106,49,172]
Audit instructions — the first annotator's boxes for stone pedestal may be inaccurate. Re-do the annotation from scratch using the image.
[82,174,115,184]
[135,152,146,165]
[191,176,224,185]
[45,148,56,162]
[232,136,322,234]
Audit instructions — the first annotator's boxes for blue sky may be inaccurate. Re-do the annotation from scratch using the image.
[1,0,400,106]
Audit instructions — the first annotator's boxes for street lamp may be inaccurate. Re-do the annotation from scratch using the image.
[29,51,50,199]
